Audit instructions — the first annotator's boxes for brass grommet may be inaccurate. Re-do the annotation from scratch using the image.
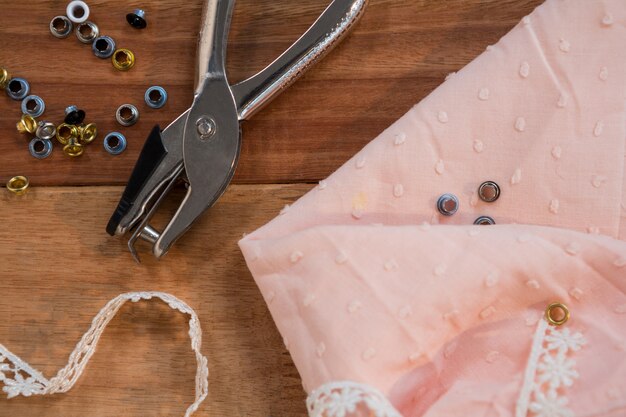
[57,123,79,145]
[78,123,97,144]
[6,176,29,195]
[0,68,10,89]
[112,48,135,71]
[16,114,37,134]
[63,136,84,157]
[545,302,570,326]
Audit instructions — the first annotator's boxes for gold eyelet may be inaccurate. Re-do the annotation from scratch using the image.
[6,176,29,195]
[57,123,79,145]
[0,68,10,89]
[545,302,570,326]
[112,48,135,71]
[16,114,37,134]
[63,137,84,157]
[78,123,97,144]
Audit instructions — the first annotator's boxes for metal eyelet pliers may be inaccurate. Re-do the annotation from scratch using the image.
[106,0,368,261]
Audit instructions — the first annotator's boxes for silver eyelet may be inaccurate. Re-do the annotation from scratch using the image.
[92,35,116,59]
[29,138,53,159]
[6,78,30,101]
[66,0,90,24]
[145,86,168,109]
[115,104,139,126]
[437,193,459,216]
[103,132,127,155]
[21,95,45,118]
[474,215,496,225]
[50,16,73,38]
[36,121,57,140]
[478,181,500,203]
[75,21,99,43]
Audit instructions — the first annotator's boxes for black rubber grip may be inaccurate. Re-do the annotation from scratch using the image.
[106,125,166,236]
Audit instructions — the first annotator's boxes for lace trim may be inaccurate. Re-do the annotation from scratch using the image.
[0,292,209,417]
[516,317,586,417]
[307,381,403,417]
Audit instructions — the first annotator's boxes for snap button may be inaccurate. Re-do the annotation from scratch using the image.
[474,215,495,225]
[545,302,570,326]
[437,193,459,216]
[478,181,500,202]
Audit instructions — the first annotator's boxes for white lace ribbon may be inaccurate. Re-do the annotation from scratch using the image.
[0,292,209,417]
[307,380,403,417]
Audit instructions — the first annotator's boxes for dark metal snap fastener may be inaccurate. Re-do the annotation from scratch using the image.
[64,105,86,125]
[478,181,500,203]
[437,193,459,216]
[474,215,495,225]
[126,9,147,29]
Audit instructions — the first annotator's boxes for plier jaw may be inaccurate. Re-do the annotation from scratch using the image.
[107,0,368,261]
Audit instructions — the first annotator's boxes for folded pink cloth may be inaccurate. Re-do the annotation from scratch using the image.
[239,1,626,416]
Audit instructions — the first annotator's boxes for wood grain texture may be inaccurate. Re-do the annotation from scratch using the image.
[0,0,543,186]
[0,184,311,417]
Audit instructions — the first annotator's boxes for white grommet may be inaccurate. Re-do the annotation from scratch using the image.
[66,1,90,24]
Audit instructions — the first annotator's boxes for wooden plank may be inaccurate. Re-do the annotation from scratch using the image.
[0,184,311,417]
[0,0,543,186]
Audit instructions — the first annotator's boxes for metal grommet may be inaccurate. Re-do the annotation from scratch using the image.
[145,86,168,109]
[36,121,57,140]
[0,68,10,89]
[478,181,501,203]
[474,215,496,225]
[126,9,147,29]
[112,49,135,71]
[50,16,73,38]
[78,123,97,144]
[6,176,29,195]
[115,104,139,126]
[56,123,79,145]
[29,138,53,159]
[64,105,86,125]
[16,114,38,135]
[63,137,84,157]
[92,35,116,59]
[437,193,459,216]
[103,132,127,155]
[21,95,45,118]
[545,302,570,326]
[6,78,30,101]
[75,21,99,43]
[66,0,90,24]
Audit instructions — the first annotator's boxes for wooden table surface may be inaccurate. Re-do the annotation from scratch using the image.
[0,1,542,416]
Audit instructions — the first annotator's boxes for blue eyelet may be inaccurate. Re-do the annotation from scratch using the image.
[29,138,53,159]
[21,95,46,118]
[103,132,127,155]
[6,77,30,101]
[145,86,168,109]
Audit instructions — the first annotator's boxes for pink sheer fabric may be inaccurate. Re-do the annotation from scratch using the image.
[240,0,626,415]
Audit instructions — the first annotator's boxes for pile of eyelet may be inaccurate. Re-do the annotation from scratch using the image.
[436,180,501,225]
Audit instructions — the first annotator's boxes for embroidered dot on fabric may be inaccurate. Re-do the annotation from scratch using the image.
[408,352,421,363]
[520,61,530,78]
[613,256,626,267]
[420,221,431,231]
[557,94,568,108]
[393,184,404,198]
[318,180,328,190]
[591,175,607,188]
[511,168,522,185]
[587,226,600,235]
[437,111,449,123]
[362,347,377,361]
[473,139,484,153]
[486,351,500,363]
[517,234,532,243]
[435,159,445,175]
[551,146,562,159]
[549,199,560,214]
[384,259,399,271]
[316,342,326,358]
[569,287,584,300]
[394,132,406,146]
[443,310,459,320]
[355,156,366,169]
[266,291,276,304]
[468,228,481,237]
[515,117,526,132]
[614,304,626,314]
[434,263,447,277]
[526,280,541,289]
[398,305,412,319]
[352,208,364,219]
[290,251,304,263]
[485,271,500,287]
[348,300,362,314]
[445,72,456,80]
[280,204,290,215]
[486,45,494,52]
[303,294,316,307]
[565,242,581,255]
[469,193,479,207]
[599,66,609,81]
[559,38,571,52]
[525,314,540,326]
[522,15,531,25]
[602,13,614,26]
[480,306,496,319]
[443,341,457,358]
[335,251,348,265]
[478,87,490,101]
[594,120,604,137]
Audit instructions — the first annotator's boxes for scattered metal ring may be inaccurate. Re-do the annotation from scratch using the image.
[545,302,570,326]
[145,86,168,109]
[50,16,73,38]
[36,121,57,140]
[29,138,53,159]
[112,48,135,71]
[6,78,30,101]
[474,215,496,225]
[103,132,127,155]
[115,104,139,126]
[16,114,38,135]
[75,21,99,43]
[0,68,10,89]
[66,0,90,24]
[478,180,501,203]
[6,176,29,195]
[64,105,86,125]
[21,95,46,118]
[63,138,84,157]
[92,35,116,59]
[126,9,147,29]
[437,193,459,216]
[79,123,98,144]
[56,123,79,145]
